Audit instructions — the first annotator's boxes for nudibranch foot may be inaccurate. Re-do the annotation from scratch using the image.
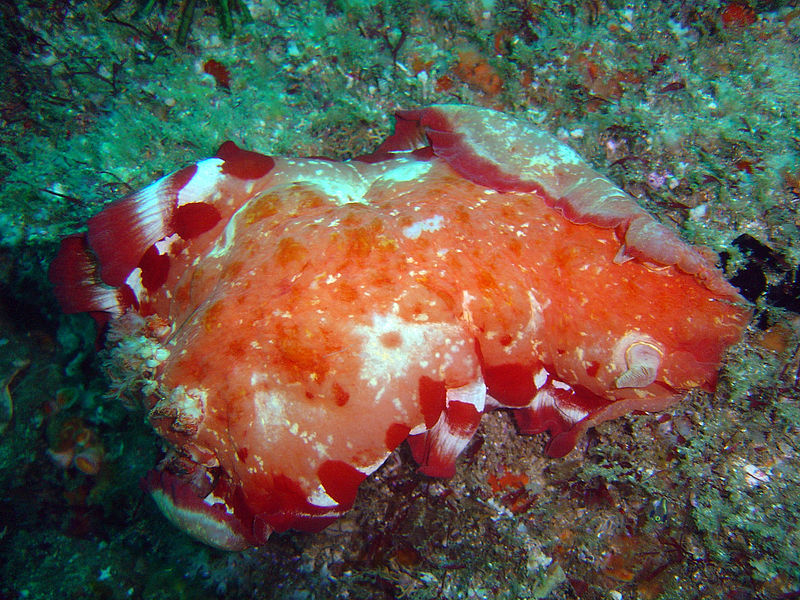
[50,105,750,548]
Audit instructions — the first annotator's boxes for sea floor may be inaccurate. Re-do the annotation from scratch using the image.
[1,1,799,599]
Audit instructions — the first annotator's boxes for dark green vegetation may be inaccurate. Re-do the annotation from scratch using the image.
[103,0,253,44]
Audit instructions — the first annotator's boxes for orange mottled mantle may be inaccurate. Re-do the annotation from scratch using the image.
[49,105,750,550]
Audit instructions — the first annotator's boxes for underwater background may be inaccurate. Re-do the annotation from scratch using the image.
[1,1,799,598]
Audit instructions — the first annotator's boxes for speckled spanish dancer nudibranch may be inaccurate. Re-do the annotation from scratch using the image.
[49,105,751,550]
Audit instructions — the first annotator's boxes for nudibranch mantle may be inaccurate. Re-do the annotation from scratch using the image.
[49,105,750,550]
